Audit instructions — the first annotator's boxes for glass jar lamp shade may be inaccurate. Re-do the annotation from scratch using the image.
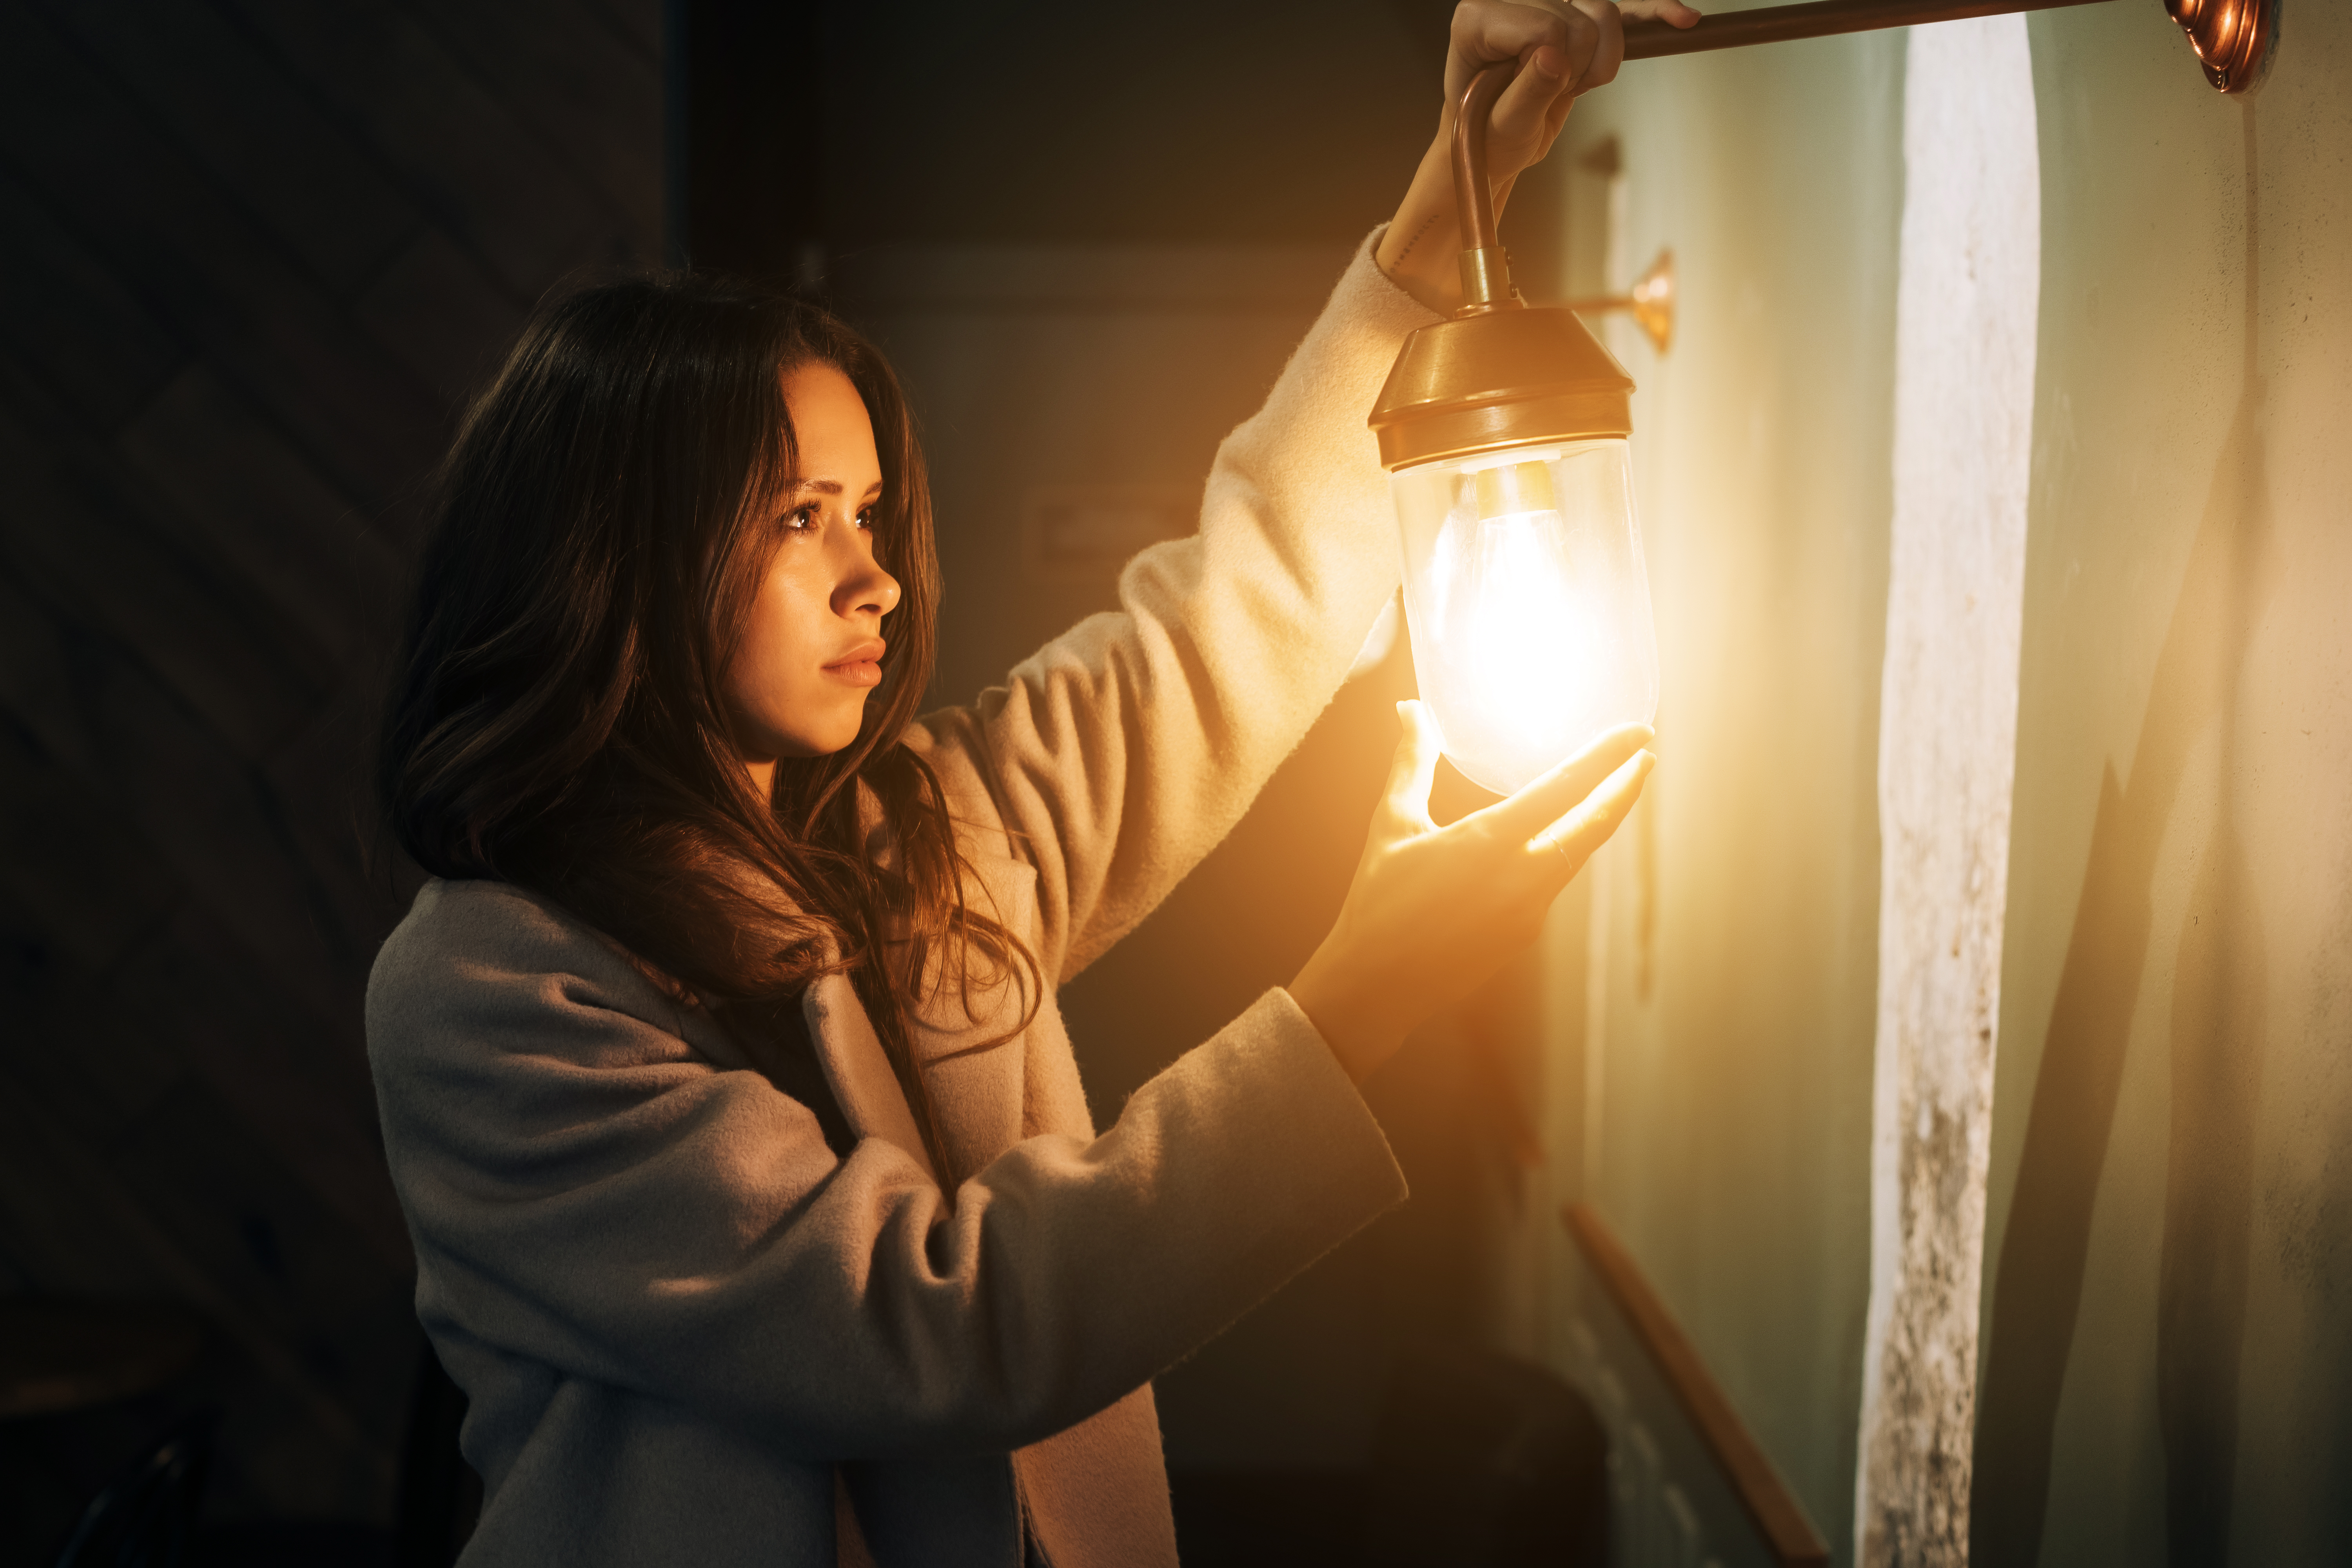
[1390,441,1656,795]
[1368,60,1660,796]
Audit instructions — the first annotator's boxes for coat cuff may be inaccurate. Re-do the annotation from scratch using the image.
[1214,987,1410,1235]
[1338,222,1448,343]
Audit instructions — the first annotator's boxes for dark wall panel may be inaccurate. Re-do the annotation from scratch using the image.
[0,0,661,1528]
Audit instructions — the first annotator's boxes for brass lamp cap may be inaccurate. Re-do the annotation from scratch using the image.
[1368,305,1634,472]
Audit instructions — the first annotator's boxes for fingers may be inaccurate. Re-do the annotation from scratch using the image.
[1473,721,1655,843]
[1488,42,1573,158]
[1524,748,1654,877]
[1619,0,1704,27]
[1445,0,1590,103]
[1565,0,1627,93]
[1381,700,1445,833]
[1441,0,1675,149]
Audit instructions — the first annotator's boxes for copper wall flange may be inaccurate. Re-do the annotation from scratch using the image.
[1568,250,1677,356]
[2165,0,2272,91]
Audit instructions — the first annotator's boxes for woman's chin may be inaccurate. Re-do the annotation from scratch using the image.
[771,709,870,760]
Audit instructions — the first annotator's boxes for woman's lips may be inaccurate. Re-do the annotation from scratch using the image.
[824,640,886,688]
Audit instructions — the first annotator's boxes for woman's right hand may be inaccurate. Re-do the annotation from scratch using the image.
[1289,701,1655,1083]
[1377,0,1700,314]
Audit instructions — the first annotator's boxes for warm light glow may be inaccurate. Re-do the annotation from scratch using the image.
[1456,508,1605,732]
[1393,440,1658,795]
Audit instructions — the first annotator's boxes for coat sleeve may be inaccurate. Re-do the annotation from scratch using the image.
[909,234,1438,984]
[368,882,1406,1461]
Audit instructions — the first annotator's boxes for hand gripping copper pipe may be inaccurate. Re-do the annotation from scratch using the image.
[1450,62,1519,314]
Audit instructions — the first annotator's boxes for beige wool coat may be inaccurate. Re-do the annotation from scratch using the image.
[366,234,1437,1568]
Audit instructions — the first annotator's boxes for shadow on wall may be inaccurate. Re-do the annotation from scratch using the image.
[1058,633,1555,1471]
[1971,101,2277,1568]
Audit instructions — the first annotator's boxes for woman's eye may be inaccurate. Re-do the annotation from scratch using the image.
[855,507,876,531]
[787,505,819,531]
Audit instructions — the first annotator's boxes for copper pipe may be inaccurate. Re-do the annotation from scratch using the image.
[1450,62,1520,312]
[1450,63,1514,252]
[1621,0,2115,60]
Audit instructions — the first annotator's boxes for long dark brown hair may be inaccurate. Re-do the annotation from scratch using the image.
[378,273,1036,1179]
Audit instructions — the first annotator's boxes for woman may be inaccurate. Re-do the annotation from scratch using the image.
[370,4,1679,1563]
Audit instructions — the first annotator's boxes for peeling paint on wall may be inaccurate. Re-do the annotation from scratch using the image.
[1854,16,2040,1564]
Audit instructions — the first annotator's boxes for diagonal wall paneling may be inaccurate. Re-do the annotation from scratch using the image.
[0,0,661,1526]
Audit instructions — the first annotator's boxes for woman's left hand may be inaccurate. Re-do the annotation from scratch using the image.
[1378,0,1700,313]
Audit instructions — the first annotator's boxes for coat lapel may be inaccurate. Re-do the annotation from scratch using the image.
[900,852,1041,1181]
[802,973,939,1185]
[813,786,1047,1189]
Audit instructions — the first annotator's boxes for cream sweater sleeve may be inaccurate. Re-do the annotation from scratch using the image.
[910,234,1437,984]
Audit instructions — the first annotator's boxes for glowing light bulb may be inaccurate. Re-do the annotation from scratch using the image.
[1392,441,1657,795]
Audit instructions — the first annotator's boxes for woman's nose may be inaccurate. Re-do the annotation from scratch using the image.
[837,543,901,619]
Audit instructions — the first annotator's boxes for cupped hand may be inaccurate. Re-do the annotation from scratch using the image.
[1289,701,1656,1084]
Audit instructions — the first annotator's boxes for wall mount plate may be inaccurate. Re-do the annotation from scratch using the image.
[1568,250,1676,358]
[2165,0,2274,93]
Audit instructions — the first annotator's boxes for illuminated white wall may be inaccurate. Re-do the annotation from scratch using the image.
[1532,5,2352,1565]
[1853,16,2038,1564]
[1526,24,1906,1565]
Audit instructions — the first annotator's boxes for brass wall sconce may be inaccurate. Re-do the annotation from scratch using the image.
[1360,0,2277,795]
[1368,65,1659,796]
[1568,251,1675,357]
[1618,0,2276,94]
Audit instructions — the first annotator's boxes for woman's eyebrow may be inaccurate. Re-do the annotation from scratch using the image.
[785,478,886,499]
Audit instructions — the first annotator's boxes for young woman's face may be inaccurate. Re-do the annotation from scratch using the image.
[724,362,902,775]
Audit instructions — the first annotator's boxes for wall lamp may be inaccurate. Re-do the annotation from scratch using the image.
[1367,0,2273,796]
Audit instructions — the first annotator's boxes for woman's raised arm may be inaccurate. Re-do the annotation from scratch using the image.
[911,0,1690,985]
[909,241,1426,985]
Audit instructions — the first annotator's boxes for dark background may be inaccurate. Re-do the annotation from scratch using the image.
[0,0,1564,1558]
[0,0,661,1550]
